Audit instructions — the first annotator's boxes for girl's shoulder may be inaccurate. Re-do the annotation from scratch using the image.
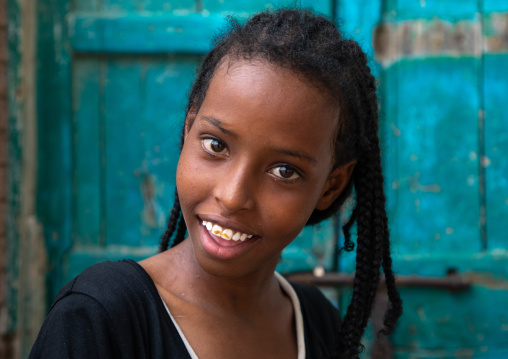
[53,259,154,308]
[30,260,190,359]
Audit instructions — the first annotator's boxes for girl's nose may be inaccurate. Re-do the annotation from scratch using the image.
[213,161,255,214]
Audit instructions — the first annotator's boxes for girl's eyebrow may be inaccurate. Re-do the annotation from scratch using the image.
[270,147,317,164]
[200,116,316,164]
[201,116,237,137]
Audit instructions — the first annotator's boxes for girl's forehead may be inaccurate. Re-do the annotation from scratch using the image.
[195,59,340,165]
[209,59,336,111]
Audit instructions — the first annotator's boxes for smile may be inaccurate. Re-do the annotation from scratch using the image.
[202,220,253,241]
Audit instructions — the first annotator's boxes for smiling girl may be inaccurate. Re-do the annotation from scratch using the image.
[31,8,402,359]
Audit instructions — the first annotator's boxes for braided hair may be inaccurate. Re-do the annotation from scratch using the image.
[159,8,402,358]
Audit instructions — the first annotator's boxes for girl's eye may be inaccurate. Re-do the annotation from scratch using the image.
[202,138,229,156]
[268,165,301,181]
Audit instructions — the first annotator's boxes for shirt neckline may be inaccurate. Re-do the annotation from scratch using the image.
[159,272,305,359]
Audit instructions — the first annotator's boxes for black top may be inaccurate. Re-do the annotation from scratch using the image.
[30,260,341,358]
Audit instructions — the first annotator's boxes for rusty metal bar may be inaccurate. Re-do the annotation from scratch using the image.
[285,271,472,291]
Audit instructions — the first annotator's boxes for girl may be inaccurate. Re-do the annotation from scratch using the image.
[31,8,402,359]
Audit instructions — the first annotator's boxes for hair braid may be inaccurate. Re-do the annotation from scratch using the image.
[159,190,182,252]
[171,214,188,248]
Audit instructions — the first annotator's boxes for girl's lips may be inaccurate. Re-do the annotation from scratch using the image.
[198,220,258,260]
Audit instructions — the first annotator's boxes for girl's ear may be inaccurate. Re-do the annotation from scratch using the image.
[315,161,356,211]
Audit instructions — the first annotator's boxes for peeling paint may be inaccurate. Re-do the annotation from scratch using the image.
[464,273,508,290]
[374,13,508,66]
[409,172,442,193]
[140,173,165,230]
[390,122,401,136]
[481,155,491,167]
[374,19,482,66]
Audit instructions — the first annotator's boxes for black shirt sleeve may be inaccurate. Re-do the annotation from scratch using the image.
[29,292,119,358]
[29,260,192,359]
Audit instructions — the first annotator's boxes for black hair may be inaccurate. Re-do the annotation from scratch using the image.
[159,8,402,358]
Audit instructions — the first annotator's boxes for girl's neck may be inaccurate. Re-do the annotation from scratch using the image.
[148,239,285,317]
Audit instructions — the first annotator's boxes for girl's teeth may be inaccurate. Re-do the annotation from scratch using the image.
[202,221,253,242]
[212,224,223,236]
[222,229,233,240]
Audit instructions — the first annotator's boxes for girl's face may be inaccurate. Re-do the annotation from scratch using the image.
[176,59,352,278]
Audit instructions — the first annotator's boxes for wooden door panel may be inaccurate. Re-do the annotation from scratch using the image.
[104,60,145,246]
[74,0,99,11]
[484,53,508,251]
[102,0,140,12]
[74,57,101,246]
[73,57,198,248]
[383,58,481,255]
[144,0,196,12]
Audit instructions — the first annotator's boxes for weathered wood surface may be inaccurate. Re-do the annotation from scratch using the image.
[5,0,508,357]
[338,1,508,357]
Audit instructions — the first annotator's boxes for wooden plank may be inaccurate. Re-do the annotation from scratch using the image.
[74,0,98,11]
[484,0,508,13]
[383,58,481,256]
[201,0,331,17]
[383,0,478,22]
[70,13,230,54]
[73,57,102,246]
[102,0,140,12]
[103,59,145,246]
[201,0,289,14]
[484,54,508,250]
[36,0,74,304]
[144,0,196,12]
[140,57,198,245]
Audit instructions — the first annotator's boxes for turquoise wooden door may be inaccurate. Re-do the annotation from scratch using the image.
[35,0,508,357]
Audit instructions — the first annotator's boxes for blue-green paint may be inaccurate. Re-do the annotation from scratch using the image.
[144,0,196,13]
[336,0,383,77]
[36,0,74,311]
[70,13,235,54]
[383,0,480,22]
[102,0,140,12]
[484,54,508,251]
[73,58,101,246]
[104,60,145,246]
[382,57,481,255]
[202,0,294,14]
[484,0,508,14]
[73,0,99,12]
[278,218,336,274]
